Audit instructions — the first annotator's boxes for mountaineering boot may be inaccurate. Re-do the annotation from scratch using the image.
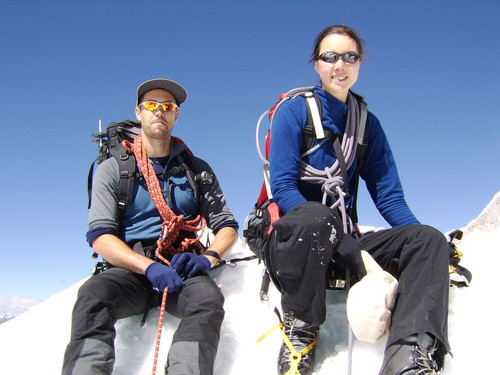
[379,333,445,375]
[277,312,319,375]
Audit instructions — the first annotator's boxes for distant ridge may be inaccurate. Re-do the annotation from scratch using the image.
[464,191,500,233]
[0,296,42,324]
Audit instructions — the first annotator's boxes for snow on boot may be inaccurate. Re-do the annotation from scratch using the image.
[379,333,445,375]
[277,312,319,375]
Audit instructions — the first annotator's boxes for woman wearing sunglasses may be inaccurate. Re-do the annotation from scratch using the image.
[265,25,450,375]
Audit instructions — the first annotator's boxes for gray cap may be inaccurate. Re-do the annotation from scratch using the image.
[136,79,188,105]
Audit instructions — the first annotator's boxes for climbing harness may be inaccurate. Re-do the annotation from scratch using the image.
[123,135,206,261]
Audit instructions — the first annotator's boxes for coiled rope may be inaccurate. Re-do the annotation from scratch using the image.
[123,135,206,263]
[298,92,360,233]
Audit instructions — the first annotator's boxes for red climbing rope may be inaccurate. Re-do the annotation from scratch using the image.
[122,135,206,373]
[123,135,206,263]
[152,286,168,375]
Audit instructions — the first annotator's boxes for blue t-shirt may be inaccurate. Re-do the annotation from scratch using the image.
[119,156,199,244]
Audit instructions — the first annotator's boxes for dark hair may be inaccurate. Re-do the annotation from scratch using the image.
[310,25,365,63]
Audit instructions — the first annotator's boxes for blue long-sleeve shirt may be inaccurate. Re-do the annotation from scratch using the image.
[269,87,419,228]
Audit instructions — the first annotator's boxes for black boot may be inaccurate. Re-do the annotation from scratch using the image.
[277,312,319,375]
[379,333,445,375]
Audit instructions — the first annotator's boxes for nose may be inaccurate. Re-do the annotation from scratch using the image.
[333,59,346,70]
[154,108,166,117]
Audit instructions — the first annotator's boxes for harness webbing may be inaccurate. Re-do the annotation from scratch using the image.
[123,135,206,261]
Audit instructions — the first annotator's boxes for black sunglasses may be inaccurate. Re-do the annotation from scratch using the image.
[318,51,361,64]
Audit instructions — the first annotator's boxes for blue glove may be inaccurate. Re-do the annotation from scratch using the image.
[170,252,211,279]
[145,262,185,293]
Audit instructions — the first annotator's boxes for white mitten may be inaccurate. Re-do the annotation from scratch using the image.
[346,250,399,343]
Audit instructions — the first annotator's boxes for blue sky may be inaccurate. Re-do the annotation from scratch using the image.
[1,0,498,300]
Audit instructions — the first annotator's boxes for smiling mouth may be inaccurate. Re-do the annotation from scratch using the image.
[333,76,348,81]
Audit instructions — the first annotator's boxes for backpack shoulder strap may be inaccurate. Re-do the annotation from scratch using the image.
[174,151,212,204]
[88,120,142,211]
[116,153,137,210]
[300,90,337,157]
[106,123,138,211]
[303,91,324,139]
[355,100,369,173]
[87,147,137,211]
[348,99,369,225]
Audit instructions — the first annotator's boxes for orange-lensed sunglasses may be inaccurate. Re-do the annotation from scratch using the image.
[139,101,178,112]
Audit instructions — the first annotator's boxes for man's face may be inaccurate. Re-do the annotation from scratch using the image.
[135,89,179,140]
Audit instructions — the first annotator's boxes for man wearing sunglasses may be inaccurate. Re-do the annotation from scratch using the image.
[62,79,239,375]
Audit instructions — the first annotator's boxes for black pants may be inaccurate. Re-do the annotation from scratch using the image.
[266,201,450,350]
[61,268,224,374]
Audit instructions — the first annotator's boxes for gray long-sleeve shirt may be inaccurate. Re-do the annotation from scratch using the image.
[86,141,238,245]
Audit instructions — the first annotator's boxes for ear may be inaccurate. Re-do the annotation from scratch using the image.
[134,106,141,121]
[314,60,319,74]
[174,108,180,123]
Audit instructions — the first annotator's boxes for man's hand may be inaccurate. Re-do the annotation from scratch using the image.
[170,252,211,279]
[145,262,185,293]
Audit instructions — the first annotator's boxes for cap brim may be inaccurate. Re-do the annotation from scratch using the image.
[137,79,188,105]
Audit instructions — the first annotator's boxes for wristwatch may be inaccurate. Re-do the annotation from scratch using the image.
[204,250,222,268]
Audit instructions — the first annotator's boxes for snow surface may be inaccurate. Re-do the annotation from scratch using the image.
[1,192,498,374]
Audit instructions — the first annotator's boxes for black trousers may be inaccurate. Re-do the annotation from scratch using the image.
[62,268,224,374]
[266,201,450,350]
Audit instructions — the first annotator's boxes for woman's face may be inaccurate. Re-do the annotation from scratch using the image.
[314,33,362,102]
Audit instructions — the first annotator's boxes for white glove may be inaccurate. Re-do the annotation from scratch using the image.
[346,250,399,343]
